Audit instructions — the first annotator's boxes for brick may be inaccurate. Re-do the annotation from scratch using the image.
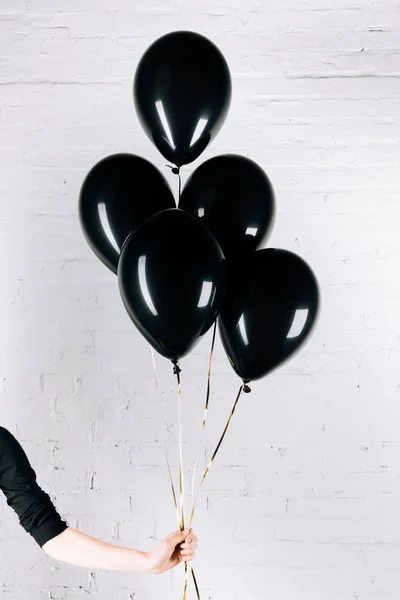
[2,2,400,598]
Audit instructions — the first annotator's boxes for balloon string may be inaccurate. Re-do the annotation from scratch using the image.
[165,164,181,205]
[173,362,193,600]
[189,321,217,519]
[174,362,185,531]
[165,363,200,600]
[150,347,159,390]
[191,568,200,598]
[165,448,199,599]
[189,383,246,528]
[178,169,182,202]
[164,446,181,528]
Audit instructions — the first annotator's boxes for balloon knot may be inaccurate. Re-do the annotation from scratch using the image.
[243,384,251,393]
[172,360,181,375]
[165,164,180,175]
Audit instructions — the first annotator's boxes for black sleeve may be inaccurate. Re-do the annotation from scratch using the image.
[0,426,68,547]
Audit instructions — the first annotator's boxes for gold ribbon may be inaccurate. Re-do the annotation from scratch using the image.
[165,447,180,530]
[170,363,199,600]
[165,324,246,599]
[149,346,159,390]
[189,383,245,528]
[188,321,217,525]
[165,448,198,599]
[152,348,194,596]
[175,365,185,531]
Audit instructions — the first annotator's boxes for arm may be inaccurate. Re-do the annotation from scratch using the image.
[0,427,198,573]
[42,527,150,571]
[42,527,198,574]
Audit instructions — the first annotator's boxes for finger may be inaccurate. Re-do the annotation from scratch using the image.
[182,554,195,562]
[181,539,198,550]
[189,543,198,552]
[170,529,188,536]
[170,530,187,543]
[181,536,195,546]
[185,534,197,545]
[179,552,189,562]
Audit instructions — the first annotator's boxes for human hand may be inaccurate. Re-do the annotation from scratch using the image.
[147,529,198,574]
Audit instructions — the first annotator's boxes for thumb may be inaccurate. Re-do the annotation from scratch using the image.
[169,530,187,545]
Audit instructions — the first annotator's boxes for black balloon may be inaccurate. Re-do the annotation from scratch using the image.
[219,249,319,382]
[118,209,226,361]
[79,154,175,274]
[133,31,232,167]
[179,154,275,258]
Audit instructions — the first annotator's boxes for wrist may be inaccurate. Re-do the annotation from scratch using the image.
[134,550,154,573]
[144,550,165,575]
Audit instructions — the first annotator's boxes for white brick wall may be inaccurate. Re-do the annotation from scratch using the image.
[1,1,400,598]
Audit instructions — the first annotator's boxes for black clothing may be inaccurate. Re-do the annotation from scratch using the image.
[0,427,68,546]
